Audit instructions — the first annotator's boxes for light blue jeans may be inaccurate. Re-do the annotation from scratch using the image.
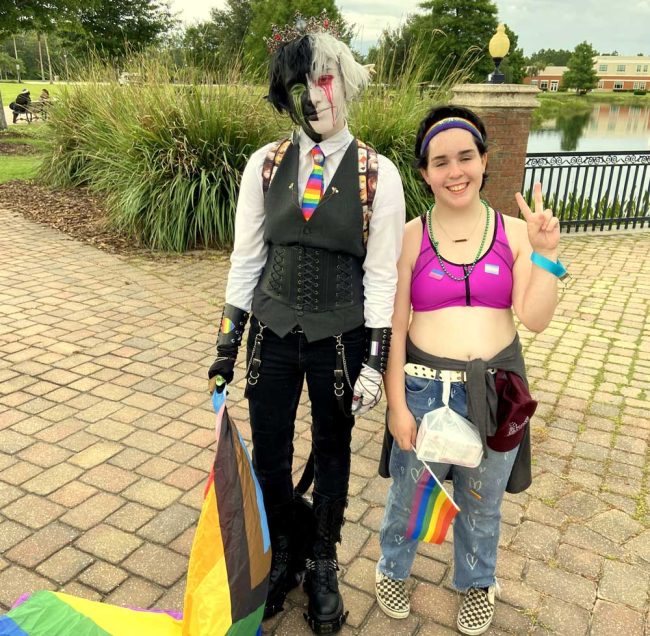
[378,375,518,591]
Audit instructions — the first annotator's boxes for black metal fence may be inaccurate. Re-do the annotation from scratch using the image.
[522,151,650,232]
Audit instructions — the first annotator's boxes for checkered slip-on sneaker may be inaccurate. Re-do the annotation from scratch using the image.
[375,569,410,619]
[457,585,496,635]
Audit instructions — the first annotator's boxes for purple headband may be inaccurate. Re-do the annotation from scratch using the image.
[420,117,484,157]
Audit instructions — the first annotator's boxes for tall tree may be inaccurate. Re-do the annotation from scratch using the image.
[562,41,598,95]
[183,0,252,69]
[245,0,345,70]
[499,24,525,83]
[366,16,430,80]
[2,31,78,79]
[414,0,499,82]
[525,48,573,72]
[60,0,175,60]
[0,50,24,79]
[0,0,80,36]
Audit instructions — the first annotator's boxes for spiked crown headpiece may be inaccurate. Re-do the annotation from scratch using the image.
[265,10,344,54]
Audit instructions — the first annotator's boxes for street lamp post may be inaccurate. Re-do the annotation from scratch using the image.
[488,24,510,84]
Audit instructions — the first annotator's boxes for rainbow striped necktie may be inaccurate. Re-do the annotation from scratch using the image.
[302,145,325,221]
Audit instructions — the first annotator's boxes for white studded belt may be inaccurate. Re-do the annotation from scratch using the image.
[404,363,496,383]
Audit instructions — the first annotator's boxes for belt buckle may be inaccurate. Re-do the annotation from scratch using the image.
[438,369,465,383]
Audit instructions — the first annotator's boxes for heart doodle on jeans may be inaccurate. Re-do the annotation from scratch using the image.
[467,514,476,531]
[411,466,424,482]
[394,534,405,545]
[466,553,478,570]
[427,397,434,408]
[469,477,482,491]
[496,478,503,486]
[479,465,487,474]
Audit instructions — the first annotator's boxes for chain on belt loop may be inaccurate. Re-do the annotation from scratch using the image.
[246,322,266,386]
[334,334,354,412]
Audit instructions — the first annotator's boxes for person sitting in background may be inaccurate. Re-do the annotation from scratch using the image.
[32,88,52,120]
[10,89,31,124]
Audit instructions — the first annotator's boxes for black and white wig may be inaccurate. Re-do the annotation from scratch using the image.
[267,32,370,124]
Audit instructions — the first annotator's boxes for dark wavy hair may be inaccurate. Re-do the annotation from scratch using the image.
[414,105,489,191]
[267,35,313,120]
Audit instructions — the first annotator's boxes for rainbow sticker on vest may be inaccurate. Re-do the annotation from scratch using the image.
[484,264,500,275]
[429,268,444,280]
[220,317,235,333]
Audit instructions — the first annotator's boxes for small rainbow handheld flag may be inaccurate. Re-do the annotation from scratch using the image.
[406,453,460,544]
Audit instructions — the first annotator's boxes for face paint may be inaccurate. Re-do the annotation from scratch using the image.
[290,83,309,130]
[305,63,346,139]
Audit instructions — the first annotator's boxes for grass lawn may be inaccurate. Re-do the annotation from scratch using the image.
[538,91,650,106]
[0,155,42,183]
[0,80,68,102]
[0,125,48,183]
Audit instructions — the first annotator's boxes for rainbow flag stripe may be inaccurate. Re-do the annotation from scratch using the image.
[0,590,182,635]
[0,390,270,636]
[302,146,324,221]
[406,471,459,544]
[182,389,271,636]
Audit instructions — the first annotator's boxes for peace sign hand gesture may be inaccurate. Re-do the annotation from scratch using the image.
[515,182,560,255]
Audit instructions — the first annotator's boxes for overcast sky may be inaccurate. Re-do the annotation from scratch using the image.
[169,0,650,57]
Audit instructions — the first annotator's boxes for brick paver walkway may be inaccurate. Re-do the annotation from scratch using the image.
[1,208,648,635]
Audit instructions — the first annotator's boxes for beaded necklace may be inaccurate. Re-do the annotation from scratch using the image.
[426,199,491,282]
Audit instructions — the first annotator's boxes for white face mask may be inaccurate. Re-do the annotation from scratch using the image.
[304,64,346,138]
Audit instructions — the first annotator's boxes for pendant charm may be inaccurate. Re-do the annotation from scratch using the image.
[454,238,468,243]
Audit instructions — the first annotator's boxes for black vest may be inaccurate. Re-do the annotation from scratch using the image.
[252,139,366,341]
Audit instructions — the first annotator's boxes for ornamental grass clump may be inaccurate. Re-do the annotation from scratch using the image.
[40,44,474,250]
[41,58,284,250]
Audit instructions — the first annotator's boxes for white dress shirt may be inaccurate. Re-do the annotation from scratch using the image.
[225,125,405,328]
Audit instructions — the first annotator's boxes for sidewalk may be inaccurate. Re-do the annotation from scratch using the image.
[0,208,648,635]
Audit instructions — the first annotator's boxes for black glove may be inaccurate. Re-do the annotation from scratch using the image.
[208,304,249,393]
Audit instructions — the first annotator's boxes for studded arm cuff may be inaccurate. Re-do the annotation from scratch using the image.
[216,304,250,353]
[365,327,392,374]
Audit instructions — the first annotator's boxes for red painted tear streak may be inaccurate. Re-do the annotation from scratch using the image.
[318,75,336,125]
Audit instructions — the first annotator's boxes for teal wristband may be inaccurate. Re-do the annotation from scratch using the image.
[531,252,568,280]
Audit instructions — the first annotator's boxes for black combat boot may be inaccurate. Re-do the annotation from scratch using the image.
[264,501,303,619]
[303,494,348,634]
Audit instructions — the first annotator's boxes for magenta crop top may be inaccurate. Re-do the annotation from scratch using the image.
[411,212,514,311]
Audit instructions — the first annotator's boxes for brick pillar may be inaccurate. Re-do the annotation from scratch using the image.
[450,84,539,218]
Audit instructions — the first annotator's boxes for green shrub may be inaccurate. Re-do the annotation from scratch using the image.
[523,189,650,228]
[41,73,284,250]
[40,49,472,250]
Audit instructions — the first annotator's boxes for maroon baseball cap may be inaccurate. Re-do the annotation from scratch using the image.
[488,372,538,452]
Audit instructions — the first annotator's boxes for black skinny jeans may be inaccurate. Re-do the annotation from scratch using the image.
[246,318,365,514]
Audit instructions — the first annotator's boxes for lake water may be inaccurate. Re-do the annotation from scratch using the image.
[527,103,650,153]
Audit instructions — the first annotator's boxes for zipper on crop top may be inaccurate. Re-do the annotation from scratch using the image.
[463,265,471,306]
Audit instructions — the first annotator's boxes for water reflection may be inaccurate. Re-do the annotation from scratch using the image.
[556,112,591,151]
[528,103,650,153]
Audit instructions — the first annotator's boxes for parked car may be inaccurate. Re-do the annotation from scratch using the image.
[118,72,143,85]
